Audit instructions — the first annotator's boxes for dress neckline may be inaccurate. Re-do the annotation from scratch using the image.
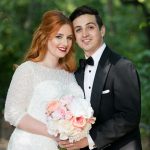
[29,61,65,72]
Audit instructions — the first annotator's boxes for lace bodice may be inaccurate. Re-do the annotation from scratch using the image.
[4,61,84,127]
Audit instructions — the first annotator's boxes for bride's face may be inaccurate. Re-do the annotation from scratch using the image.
[47,24,73,59]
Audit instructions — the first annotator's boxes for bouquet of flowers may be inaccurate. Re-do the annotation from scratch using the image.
[45,95,96,143]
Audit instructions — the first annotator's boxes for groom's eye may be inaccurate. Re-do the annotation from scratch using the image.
[75,28,81,33]
[88,25,94,30]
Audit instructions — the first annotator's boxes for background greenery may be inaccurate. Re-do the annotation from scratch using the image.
[0,0,150,149]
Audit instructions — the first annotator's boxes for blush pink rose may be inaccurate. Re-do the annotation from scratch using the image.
[46,100,60,115]
[71,116,86,128]
[87,117,96,124]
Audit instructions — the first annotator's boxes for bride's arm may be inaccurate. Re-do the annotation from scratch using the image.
[4,62,53,139]
[17,114,50,137]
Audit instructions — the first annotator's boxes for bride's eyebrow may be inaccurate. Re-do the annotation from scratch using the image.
[67,34,73,37]
[56,33,63,36]
[56,33,73,37]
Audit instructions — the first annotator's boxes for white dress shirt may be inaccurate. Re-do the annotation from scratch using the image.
[84,43,106,149]
[84,43,106,102]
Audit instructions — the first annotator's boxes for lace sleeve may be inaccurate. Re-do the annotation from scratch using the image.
[4,62,33,127]
[67,73,84,98]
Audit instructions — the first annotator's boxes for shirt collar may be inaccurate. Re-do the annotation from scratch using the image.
[86,43,106,66]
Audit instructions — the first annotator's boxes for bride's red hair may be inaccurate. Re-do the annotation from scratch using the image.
[24,10,76,72]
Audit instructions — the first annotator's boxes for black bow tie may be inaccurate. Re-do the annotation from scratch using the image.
[79,57,94,69]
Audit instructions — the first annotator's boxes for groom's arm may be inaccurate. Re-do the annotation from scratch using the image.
[90,60,141,149]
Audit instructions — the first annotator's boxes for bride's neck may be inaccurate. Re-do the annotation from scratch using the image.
[39,54,60,69]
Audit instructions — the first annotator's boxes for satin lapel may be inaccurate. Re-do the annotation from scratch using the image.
[90,47,112,117]
[75,67,85,97]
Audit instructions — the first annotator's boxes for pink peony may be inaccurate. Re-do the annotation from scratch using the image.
[65,111,73,120]
[60,95,73,106]
[46,96,96,142]
[57,106,67,119]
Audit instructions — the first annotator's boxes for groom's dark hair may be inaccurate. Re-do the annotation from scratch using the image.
[69,5,103,28]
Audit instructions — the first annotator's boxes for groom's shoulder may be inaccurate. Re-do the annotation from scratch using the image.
[108,47,133,66]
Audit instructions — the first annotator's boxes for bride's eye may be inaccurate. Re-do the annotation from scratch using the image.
[56,35,62,39]
[67,36,73,41]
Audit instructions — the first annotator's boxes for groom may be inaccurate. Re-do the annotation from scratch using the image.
[59,5,142,150]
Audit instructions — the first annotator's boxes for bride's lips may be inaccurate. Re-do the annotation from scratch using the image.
[58,47,67,52]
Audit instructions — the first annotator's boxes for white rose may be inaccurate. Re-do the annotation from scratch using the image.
[68,98,94,118]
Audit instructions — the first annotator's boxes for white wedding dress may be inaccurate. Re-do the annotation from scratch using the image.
[4,61,84,150]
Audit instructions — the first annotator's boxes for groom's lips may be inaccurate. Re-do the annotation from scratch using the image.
[82,39,91,44]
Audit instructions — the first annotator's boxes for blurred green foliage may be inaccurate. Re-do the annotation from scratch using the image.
[0,0,150,130]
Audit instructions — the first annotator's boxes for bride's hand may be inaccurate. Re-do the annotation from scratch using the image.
[59,137,88,150]
[48,134,60,142]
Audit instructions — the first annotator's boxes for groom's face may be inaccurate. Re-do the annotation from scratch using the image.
[72,14,105,57]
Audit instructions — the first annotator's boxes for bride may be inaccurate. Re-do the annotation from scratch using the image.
[4,10,84,150]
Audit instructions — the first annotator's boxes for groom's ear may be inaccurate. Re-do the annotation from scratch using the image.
[100,25,105,37]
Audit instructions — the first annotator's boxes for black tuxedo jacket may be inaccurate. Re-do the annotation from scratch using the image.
[75,46,142,150]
